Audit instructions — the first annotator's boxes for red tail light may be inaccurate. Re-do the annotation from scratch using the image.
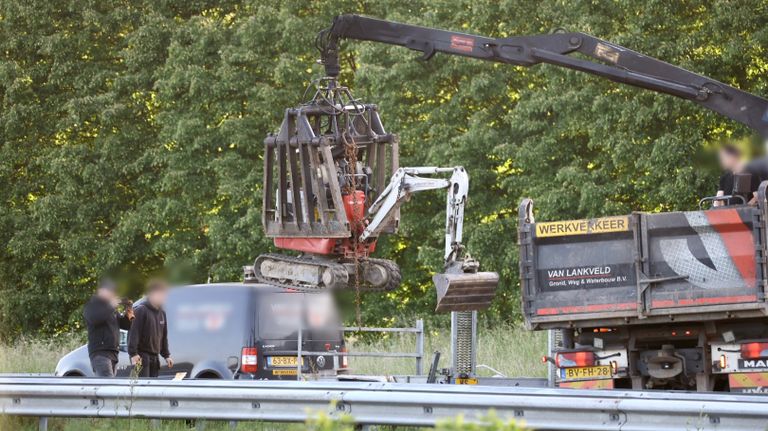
[555,351,595,368]
[340,346,348,368]
[740,342,768,359]
[241,347,258,373]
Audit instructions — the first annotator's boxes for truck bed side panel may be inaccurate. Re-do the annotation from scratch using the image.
[520,205,767,328]
[645,208,761,310]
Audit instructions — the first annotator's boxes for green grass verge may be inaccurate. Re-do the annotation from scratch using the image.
[0,325,544,430]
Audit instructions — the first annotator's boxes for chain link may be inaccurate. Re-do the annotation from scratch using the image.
[342,118,363,327]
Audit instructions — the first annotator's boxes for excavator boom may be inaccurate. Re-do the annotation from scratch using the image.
[319,14,768,136]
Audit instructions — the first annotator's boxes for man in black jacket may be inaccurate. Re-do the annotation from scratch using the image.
[714,144,767,206]
[83,279,134,377]
[128,279,173,377]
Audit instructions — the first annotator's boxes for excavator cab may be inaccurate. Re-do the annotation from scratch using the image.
[253,75,500,303]
[261,78,398,241]
[248,79,404,292]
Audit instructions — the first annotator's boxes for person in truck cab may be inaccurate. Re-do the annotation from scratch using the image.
[128,279,173,377]
[715,144,761,206]
[83,279,134,377]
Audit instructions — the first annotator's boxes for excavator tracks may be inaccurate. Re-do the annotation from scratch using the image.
[355,257,401,292]
[248,253,401,292]
[251,253,349,291]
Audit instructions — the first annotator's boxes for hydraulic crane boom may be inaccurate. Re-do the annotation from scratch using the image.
[318,14,768,136]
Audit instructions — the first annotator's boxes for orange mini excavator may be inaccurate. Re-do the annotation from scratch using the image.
[244,74,499,312]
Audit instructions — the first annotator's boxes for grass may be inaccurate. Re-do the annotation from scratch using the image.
[0,334,84,374]
[346,325,547,378]
[0,324,545,430]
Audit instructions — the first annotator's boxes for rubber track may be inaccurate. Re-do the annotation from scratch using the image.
[361,258,401,292]
[251,254,401,292]
[253,253,349,291]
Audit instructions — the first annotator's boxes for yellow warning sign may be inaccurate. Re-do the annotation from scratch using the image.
[535,215,630,238]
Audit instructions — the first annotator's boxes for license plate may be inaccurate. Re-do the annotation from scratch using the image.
[267,356,303,367]
[560,365,612,380]
[455,378,478,385]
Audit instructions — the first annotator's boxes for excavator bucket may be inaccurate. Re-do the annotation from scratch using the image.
[434,271,499,312]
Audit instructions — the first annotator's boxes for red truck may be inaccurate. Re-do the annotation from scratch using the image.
[519,184,768,392]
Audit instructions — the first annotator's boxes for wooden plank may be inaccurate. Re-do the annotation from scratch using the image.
[262,145,275,229]
[298,143,315,227]
[287,143,303,227]
[321,144,349,226]
[277,145,287,226]
[308,146,329,225]
[376,141,386,197]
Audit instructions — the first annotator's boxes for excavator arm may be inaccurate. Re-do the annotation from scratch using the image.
[359,166,498,313]
[318,14,768,136]
[361,167,461,252]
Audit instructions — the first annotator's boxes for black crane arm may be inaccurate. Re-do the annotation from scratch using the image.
[318,14,768,136]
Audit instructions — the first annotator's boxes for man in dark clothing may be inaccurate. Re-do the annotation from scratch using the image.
[128,279,173,377]
[83,279,134,377]
[745,155,768,203]
[716,144,762,206]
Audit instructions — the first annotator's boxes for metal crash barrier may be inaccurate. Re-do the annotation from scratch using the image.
[2,376,768,430]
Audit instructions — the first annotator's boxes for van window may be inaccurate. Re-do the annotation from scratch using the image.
[166,286,251,360]
[257,292,341,340]
[258,292,303,340]
[305,292,342,341]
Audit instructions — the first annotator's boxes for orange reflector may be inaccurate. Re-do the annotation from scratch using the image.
[555,351,595,368]
[719,354,727,369]
[741,342,768,359]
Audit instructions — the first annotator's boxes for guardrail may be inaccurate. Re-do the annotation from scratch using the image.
[297,319,425,377]
[2,376,768,430]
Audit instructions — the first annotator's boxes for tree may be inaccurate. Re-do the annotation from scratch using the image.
[1,0,766,336]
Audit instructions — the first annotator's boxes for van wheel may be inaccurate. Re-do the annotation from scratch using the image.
[186,374,218,429]
[64,372,84,377]
[196,371,220,379]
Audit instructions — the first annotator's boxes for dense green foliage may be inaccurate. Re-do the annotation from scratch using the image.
[1,0,766,335]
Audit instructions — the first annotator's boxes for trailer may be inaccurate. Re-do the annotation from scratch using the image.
[519,183,768,392]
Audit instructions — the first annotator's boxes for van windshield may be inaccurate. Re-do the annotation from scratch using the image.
[258,292,341,341]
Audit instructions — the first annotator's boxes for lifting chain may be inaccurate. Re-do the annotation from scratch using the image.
[342,116,364,327]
